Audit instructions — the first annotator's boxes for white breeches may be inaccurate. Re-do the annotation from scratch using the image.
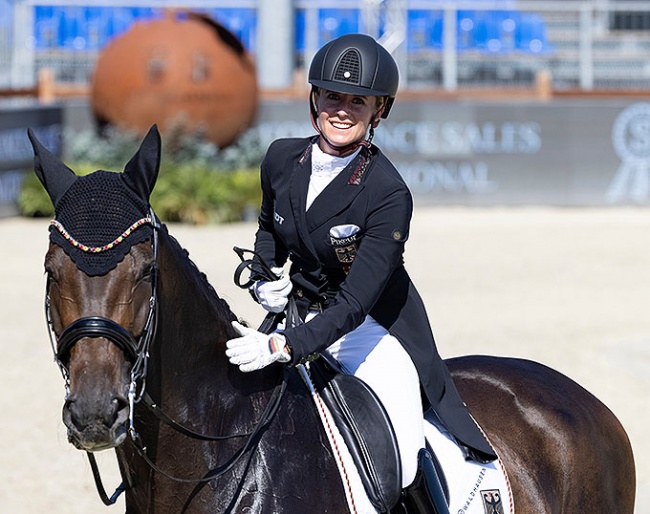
[307,313,425,488]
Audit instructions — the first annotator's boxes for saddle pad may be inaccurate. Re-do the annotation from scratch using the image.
[423,410,515,514]
[299,362,514,514]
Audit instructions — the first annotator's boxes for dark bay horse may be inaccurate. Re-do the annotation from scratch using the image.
[30,126,635,514]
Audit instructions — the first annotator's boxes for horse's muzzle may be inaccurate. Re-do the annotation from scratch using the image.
[63,392,130,452]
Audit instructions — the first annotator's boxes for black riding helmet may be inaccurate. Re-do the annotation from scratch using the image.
[308,33,399,119]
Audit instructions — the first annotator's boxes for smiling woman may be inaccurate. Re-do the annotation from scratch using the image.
[224,33,499,514]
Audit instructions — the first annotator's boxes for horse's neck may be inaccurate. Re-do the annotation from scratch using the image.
[153,229,236,395]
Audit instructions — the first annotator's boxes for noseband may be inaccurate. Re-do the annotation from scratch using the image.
[57,317,140,364]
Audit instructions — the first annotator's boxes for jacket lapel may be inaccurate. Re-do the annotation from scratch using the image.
[289,144,319,258]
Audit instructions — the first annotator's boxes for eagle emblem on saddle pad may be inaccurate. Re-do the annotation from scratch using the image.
[481,489,505,514]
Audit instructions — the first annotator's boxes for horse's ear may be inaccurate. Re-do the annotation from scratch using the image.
[123,124,161,201]
[27,128,77,207]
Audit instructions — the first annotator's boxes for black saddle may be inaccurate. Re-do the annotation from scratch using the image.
[308,356,402,513]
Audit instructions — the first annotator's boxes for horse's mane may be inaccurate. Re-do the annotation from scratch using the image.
[159,222,237,323]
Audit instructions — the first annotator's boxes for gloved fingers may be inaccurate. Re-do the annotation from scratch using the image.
[226,331,257,358]
[274,275,293,296]
[239,360,266,373]
[239,351,289,372]
[231,320,254,337]
[270,266,285,278]
[225,339,256,359]
[255,274,292,296]
[265,298,288,314]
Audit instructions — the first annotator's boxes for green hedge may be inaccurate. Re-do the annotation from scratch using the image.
[19,127,264,224]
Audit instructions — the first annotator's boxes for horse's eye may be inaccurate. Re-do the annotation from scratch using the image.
[45,266,58,284]
[139,264,155,282]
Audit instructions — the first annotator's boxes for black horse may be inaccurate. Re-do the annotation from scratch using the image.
[30,126,635,513]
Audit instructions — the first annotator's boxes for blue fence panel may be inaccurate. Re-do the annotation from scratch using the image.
[295,8,361,53]
[103,8,136,42]
[33,6,257,52]
[34,6,56,48]
[319,8,360,45]
[295,9,306,52]
[457,9,478,50]
[407,9,443,51]
[457,9,550,54]
[31,4,551,57]
[35,5,138,50]
[474,10,520,53]
[515,13,552,53]
[0,0,12,28]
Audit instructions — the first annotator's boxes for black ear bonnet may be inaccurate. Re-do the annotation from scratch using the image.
[29,125,160,276]
[49,171,153,276]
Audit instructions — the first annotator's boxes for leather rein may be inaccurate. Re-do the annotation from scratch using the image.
[44,211,287,506]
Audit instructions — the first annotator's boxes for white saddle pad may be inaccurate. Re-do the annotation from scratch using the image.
[299,364,514,514]
[423,410,514,514]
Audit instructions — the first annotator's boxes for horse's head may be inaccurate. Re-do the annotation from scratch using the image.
[30,126,161,452]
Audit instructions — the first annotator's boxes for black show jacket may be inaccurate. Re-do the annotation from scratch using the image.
[254,137,495,461]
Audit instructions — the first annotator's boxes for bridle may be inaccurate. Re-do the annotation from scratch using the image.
[44,208,287,506]
[45,208,160,423]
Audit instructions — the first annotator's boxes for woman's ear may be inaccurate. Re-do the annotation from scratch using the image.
[311,87,320,111]
[372,101,386,128]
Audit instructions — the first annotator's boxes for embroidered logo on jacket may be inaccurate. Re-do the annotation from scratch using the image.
[274,211,284,225]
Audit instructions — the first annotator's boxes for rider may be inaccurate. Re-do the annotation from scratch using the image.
[225,33,496,513]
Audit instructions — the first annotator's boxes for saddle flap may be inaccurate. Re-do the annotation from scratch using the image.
[309,357,402,512]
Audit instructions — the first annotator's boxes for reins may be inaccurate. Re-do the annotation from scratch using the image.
[129,373,287,483]
[86,373,288,506]
[46,214,289,506]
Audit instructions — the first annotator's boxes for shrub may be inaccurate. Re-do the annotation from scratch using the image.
[19,127,264,224]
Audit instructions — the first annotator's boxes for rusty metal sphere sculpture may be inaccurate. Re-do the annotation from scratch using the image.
[91,11,258,148]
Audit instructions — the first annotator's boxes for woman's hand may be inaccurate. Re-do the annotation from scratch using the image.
[252,267,293,313]
[226,321,291,372]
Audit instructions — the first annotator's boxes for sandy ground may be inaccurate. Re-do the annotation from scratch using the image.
[1,206,648,513]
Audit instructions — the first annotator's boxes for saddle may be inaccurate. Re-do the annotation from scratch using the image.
[306,355,402,513]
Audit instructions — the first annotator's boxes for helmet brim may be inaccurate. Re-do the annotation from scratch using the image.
[309,79,392,99]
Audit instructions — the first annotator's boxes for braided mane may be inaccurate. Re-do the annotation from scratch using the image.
[158,222,237,324]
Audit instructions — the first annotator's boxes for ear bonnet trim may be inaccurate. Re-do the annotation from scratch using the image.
[50,216,154,253]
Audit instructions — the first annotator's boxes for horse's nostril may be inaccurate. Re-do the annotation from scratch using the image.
[106,396,128,428]
[64,398,92,433]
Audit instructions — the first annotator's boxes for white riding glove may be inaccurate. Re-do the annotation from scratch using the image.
[226,321,291,372]
[252,267,293,313]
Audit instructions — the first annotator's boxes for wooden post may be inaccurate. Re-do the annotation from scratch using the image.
[37,68,55,104]
[535,69,552,100]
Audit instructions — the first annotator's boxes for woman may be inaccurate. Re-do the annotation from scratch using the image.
[226,34,496,513]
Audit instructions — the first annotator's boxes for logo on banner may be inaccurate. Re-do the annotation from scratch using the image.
[607,103,650,203]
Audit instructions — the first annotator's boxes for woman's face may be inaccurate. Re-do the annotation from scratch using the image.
[314,89,382,155]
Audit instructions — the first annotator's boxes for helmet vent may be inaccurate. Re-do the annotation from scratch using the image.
[333,49,361,84]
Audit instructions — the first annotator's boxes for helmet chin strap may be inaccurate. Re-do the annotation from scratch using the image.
[309,89,380,157]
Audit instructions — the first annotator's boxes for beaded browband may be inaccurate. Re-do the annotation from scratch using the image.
[50,216,154,253]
